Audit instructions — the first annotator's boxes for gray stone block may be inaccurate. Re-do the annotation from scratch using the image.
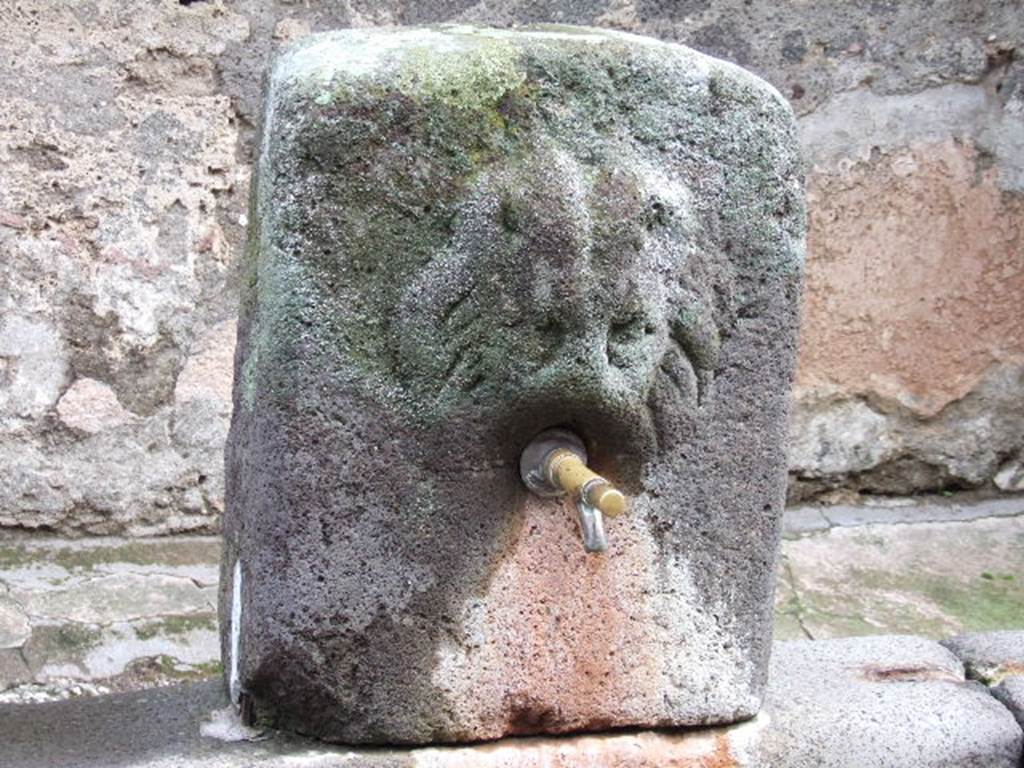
[221,24,805,744]
[942,630,1024,684]
[760,636,1023,767]
[993,676,1024,730]
[781,505,831,536]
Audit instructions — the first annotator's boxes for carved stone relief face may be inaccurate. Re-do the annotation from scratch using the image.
[394,143,731,475]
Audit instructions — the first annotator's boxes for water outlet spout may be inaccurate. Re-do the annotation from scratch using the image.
[519,428,628,553]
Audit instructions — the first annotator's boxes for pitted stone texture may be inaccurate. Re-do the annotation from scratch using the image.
[760,636,1024,767]
[993,677,1024,731]
[942,630,1024,685]
[223,26,804,744]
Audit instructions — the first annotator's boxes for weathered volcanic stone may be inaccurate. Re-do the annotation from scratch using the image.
[942,630,1024,684]
[760,636,1023,767]
[993,677,1024,731]
[220,25,805,745]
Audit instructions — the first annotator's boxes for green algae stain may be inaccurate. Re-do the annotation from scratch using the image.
[0,540,219,572]
[925,573,1024,632]
[133,614,217,641]
[0,545,34,569]
[40,623,104,654]
[398,42,526,112]
[146,654,222,679]
[801,567,1024,640]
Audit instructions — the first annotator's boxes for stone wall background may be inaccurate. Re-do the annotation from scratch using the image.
[0,0,1021,535]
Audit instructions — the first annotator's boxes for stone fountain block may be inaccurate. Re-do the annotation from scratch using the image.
[221,25,805,744]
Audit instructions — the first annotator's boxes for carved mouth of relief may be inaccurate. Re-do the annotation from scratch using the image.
[519,428,628,554]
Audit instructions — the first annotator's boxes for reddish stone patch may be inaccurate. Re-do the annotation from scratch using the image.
[0,211,28,230]
[797,140,1024,416]
[409,727,752,767]
[434,494,668,739]
[993,661,1024,678]
[860,664,962,683]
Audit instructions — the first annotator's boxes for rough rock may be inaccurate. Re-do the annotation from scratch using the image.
[56,378,134,434]
[174,320,237,407]
[0,595,30,649]
[0,1,246,535]
[790,130,1024,500]
[942,630,1024,685]
[994,458,1024,492]
[0,314,68,431]
[222,25,804,744]
[993,676,1024,730]
[759,636,1024,767]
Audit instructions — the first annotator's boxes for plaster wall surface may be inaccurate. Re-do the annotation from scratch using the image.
[1,0,1021,534]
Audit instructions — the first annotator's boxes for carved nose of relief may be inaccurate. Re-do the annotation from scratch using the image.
[519,428,628,553]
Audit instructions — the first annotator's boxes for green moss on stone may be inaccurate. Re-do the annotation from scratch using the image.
[133,614,217,641]
[50,624,103,653]
[399,40,526,112]
[0,546,34,569]
[240,26,804,428]
[808,567,1024,639]
[0,539,219,572]
[924,573,1024,631]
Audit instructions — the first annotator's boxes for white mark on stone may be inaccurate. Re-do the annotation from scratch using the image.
[727,710,771,763]
[229,558,242,705]
[0,314,68,428]
[200,705,266,742]
[0,596,31,649]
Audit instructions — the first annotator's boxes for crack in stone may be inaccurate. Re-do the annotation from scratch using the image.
[780,555,814,641]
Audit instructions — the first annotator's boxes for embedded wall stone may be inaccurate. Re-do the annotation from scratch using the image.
[0,0,1021,534]
[0,2,245,534]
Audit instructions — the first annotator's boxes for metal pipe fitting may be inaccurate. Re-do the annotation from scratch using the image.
[519,428,628,553]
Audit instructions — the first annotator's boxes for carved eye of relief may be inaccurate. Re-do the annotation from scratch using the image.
[607,313,658,369]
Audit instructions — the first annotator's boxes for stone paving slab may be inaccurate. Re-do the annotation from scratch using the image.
[0,535,221,699]
[775,513,1024,641]
[782,493,1024,537]
[1,636,1020,768]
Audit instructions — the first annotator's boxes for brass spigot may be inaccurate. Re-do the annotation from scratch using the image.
[544,449,628,519]
[519,428,628,553]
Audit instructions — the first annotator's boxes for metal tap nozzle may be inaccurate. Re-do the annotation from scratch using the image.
[519,428,628,553]
[543,449,628,519]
